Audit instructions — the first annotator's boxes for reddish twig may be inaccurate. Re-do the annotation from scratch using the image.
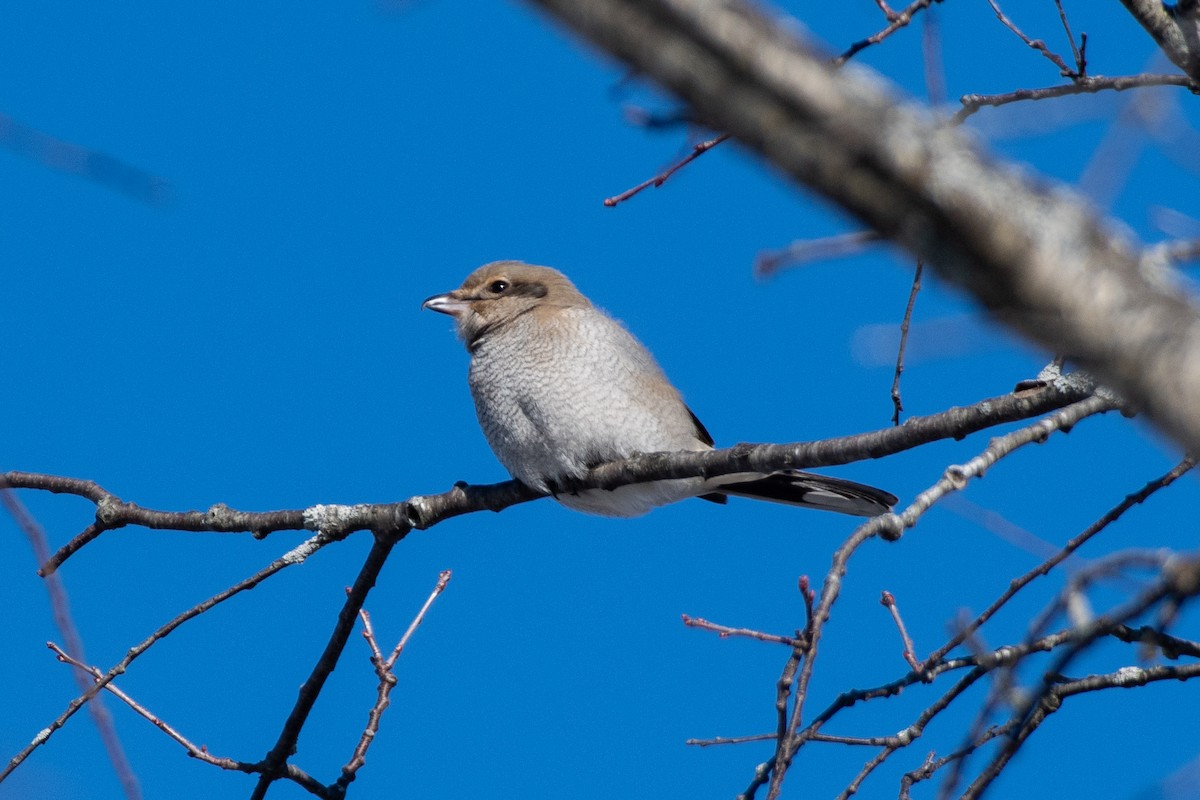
[603,133,730,206]
[881,591,921,671]
[872,0,899,21]
[836,0,938,65]
[338,571,452,791]
[797,576,816,642]
[984,0,1077,77]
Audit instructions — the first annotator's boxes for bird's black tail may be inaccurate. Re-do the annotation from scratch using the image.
[714,470,897,517]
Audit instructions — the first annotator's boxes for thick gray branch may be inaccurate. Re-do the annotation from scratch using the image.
[525,0,1200,454]
[1120,0,1200,80]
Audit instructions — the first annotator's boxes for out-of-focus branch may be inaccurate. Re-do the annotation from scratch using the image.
[522,0,1200,456]
[1119,0,1200,81]
[754,230,882,277]
[0,113,169,205]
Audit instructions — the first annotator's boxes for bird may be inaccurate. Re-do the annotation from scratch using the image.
[422,261,897,518]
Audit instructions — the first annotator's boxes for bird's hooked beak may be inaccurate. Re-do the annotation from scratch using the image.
[421,291,469,317]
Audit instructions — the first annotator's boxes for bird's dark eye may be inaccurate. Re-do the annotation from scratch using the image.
[488,280,510,294]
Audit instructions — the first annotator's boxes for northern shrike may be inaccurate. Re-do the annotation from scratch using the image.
[423,261,896,517]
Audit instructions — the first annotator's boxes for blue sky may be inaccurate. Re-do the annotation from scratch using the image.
[3,3,1198,799]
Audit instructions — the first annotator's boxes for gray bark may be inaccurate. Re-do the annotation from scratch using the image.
[526,0,1200,454]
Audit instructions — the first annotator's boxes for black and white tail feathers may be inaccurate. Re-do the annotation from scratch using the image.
[706,470,897,517]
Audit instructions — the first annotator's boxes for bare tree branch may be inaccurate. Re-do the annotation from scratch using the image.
[748,394,1115,798]
[955,73,1198,122]
[1,378,1100,575]
[836,0,938,65]
[924,455,1198,668]
[250,533,403,799]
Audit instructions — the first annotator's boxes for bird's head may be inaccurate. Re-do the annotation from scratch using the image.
[422,261,591,348]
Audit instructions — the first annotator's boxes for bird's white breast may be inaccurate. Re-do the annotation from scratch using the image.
[467,307,707,515]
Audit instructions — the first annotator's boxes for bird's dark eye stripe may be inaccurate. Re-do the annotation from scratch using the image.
[511,281,548,299]
[480,280,548,299]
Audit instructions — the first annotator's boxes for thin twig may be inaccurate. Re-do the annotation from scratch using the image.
[1052,0,1084,75]
[955,73,1197,123]
[47,643,261,776]
[836,0,937,65]
[891,259,923,425]
[682,615,803,647]
[984,0,1077,77]
[881,591,921,670]
[338,571,452,791]
[687,733,776,747]
[898,723,1017,799]
[603,133,730,207]
[837,746,896,800]
[872,0,899,21]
